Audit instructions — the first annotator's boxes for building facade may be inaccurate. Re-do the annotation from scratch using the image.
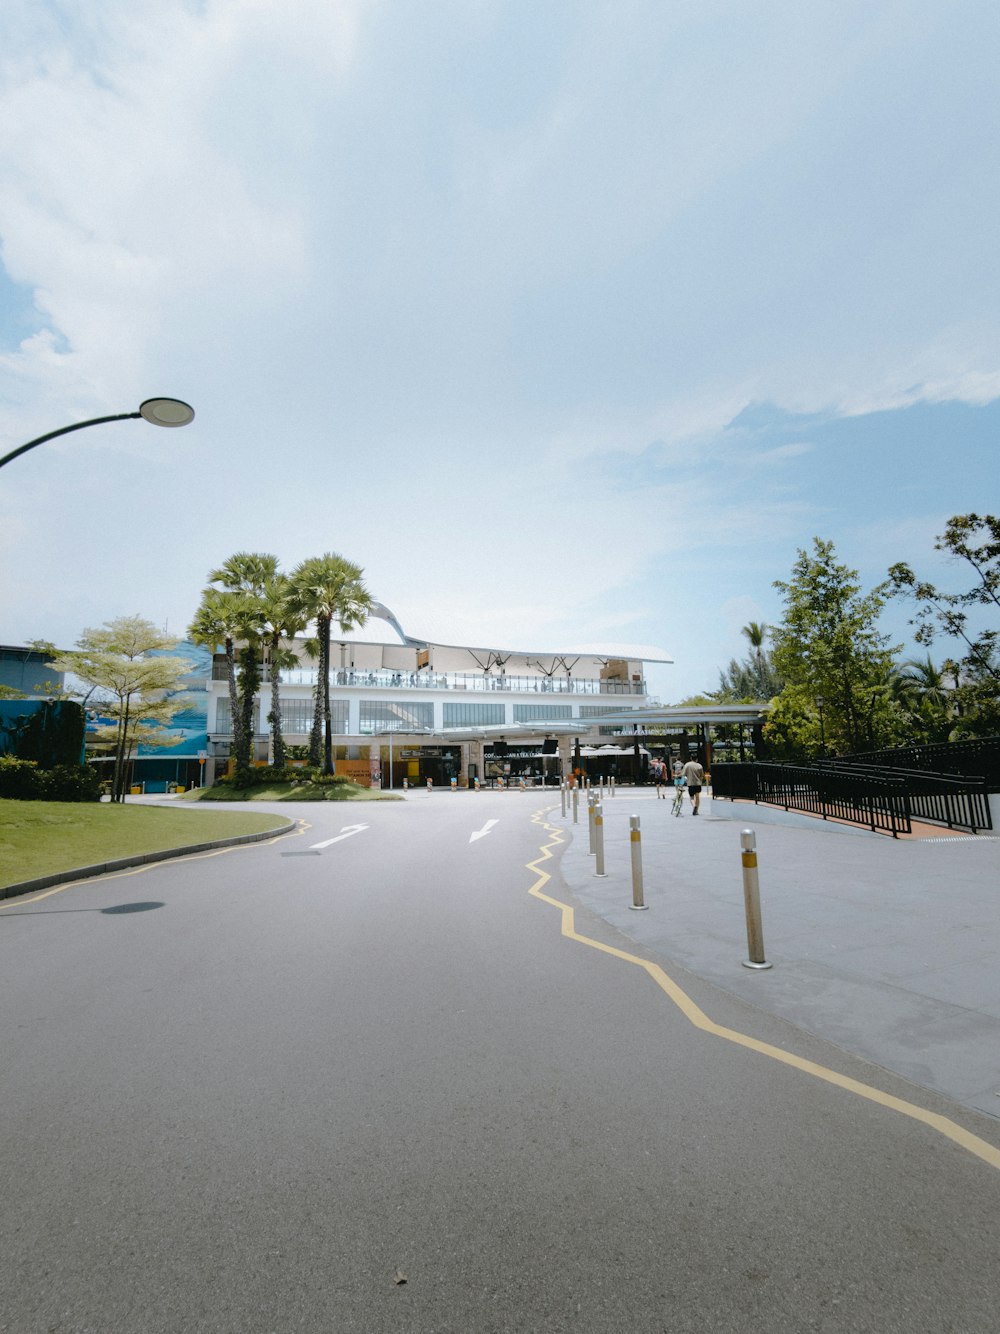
[203,616,672,788]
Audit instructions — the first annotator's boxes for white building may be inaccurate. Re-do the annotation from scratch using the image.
[204,605,672,788]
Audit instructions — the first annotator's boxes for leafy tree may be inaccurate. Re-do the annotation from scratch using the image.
[888,514,1000,736]
[286,553,372,773]
[769,539,899,755]
[49,617,193,801]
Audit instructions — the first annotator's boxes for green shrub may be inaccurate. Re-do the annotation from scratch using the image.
[312,772,354,786]
[41,764,103,802]
[220,764,328,790]
[0,757,101,801]
[0,756,42,798]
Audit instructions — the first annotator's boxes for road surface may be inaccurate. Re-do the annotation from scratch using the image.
[1,792,998,1332]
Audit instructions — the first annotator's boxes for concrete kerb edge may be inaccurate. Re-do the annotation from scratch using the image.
[0,818,297,902]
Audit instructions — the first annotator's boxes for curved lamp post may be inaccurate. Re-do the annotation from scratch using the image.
[0,397,195,471]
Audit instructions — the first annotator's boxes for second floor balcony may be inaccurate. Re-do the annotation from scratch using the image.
[212,664,647,696]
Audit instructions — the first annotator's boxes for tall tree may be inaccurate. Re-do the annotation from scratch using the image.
[286,553,372,774]
[770,539,899,755]
[49,617,192,801]
[259,573,307,770]
[189,588,244,764]
[888,514,1000,735]
[197,553,278,781]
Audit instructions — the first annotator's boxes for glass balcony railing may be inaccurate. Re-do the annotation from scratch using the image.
[212,664,646,695]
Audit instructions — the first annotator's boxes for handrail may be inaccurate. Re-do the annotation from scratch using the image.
[211,664,647,695]
[712,762,911,836]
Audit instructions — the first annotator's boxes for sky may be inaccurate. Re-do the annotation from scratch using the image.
[1,0,998,703]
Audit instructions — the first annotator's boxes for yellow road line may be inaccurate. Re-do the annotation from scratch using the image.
[0,820,310,910]
[527,809,1000,1174]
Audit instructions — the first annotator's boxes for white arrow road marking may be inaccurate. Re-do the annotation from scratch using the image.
[469,819,500,844]
[310,824,370,849]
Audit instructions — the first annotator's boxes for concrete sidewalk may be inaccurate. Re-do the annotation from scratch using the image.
[552,789,1000,1121]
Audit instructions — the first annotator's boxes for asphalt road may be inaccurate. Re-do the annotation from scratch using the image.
[1,792,998,1333]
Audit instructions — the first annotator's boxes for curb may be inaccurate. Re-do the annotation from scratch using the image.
[0,819,297,902]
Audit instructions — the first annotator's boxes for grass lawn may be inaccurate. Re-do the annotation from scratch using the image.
[0,800,292,889]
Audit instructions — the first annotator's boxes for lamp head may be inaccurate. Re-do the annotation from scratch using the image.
[139,398,195,427]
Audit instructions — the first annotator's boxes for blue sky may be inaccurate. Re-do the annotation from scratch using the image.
[1,0,997,701]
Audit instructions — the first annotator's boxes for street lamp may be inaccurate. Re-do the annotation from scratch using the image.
[0,397,195,470]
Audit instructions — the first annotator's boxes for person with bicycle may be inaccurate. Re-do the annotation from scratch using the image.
[671,772,686,816]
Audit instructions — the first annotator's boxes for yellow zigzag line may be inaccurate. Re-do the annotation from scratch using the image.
[527,809,1000,1174]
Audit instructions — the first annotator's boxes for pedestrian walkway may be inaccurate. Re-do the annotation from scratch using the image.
[552,789,1000,1120]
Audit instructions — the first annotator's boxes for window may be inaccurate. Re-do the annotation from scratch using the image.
[274,698,347,735]
[279,699,317,734]
[443,702,504,727]
[360,701,434,734]
[580,704,631,737]
[514,704,572,722]
[214,698,235,734]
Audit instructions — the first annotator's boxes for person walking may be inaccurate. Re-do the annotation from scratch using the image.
[681,757,705,815]
[653,758,667,798]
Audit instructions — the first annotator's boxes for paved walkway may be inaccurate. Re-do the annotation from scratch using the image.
[553,789,1000,1121]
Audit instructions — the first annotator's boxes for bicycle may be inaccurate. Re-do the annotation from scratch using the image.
[671,779,685,816]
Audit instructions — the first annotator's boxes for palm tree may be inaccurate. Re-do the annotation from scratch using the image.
[189,587,245,766]
[259,573,307,770]
[198,553,279,779]
[286,553,373,774]
[894,655,955,743]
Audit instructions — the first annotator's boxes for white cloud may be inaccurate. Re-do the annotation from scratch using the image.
[1,0,998,706]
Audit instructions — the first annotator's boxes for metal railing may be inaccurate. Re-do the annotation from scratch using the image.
[835,736,1000,789]
[712,763,912,837]
[211,663,646,695]
[815,760,992,832]
[714,760,993,835]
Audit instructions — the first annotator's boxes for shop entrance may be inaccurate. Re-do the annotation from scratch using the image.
[484,744,562,787]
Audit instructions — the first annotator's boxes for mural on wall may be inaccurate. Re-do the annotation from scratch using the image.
[140,641,211,757]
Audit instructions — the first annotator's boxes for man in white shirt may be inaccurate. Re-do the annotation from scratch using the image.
[681,758,705,815]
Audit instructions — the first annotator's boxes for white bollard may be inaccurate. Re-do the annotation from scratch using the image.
[629,814,648,910]
[740,829,772,969]
[594,801,608,877]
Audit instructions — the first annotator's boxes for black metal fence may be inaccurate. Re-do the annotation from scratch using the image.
[711,763,912,836]
[834,736,1000,789]
[713,760,993,835]
[816,761,992,832]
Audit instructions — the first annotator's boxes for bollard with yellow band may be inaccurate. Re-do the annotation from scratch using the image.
[740,829,772,969]
[587,791,597,854]
[629,814,648,910]
[594,801,608,877]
